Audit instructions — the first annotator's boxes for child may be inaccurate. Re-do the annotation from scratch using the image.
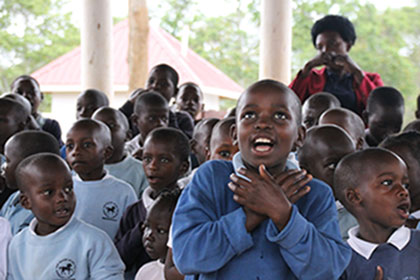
[207,117,238,161]
[172,80,351,279]
[403,119,420,133]
[0,217,11,280]
[319,107,366,150]
[298,125,357,239]
[92,107,148,197]
[175,82,204,123]
[135,189,181,280]
[7,153,125,279]
[65,119,137,239]
[0,131,60,235]
[1,93,40,131]
[334,148,418,279]
[114,127,190,279]
[125,91,169,155]
[302,91,340,129]
[190,118,219,166]
[11,75,63,144]
[363,86,404,147]
[380,131,420,228]
[76,88,109,120]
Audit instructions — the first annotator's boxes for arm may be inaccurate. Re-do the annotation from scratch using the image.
[164,248,184,280]
[172,162,254,274]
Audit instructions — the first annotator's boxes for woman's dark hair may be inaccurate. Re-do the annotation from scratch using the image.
[311,15,356,47]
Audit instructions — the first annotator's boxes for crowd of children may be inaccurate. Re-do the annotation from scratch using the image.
[2,13,420,280]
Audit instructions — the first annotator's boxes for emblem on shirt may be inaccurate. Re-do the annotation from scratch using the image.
[56,259,76,279]
[102,201,119,221]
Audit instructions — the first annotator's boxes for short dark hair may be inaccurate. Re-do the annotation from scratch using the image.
[69,119,112,147]
[134,91,168,115]
[404,119,420,133]
[10,75,40,90]
[304,92,341,108]
[366,86,404,112]
[151,64,179,87]
[311,15,356,47]
[77,89,109,107]
[210,117,235,150]
[380,131,420,167]
[237,79,302,125]
[0,99,29,123]
[145,127,190,162]
[6,130,60,157]
[193,118,219,143]
[178,82,203,99]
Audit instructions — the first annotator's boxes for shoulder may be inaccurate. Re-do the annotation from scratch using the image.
[191,160,234,186]
[296,178,336,216]
[75,218,113,241]
[105,174,135,191]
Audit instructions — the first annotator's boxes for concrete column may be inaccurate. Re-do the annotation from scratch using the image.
[259,0,292,84]
[81,0,114,100]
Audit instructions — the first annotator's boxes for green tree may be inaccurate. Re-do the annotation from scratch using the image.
[0,0,79,92]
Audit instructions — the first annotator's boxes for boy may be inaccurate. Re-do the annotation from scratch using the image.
[207,117,238,161]
[334,148,418,279]
[190,118,219,167]
[319,107,366,150]
[76,88,109,120]
[11,75,63,145]
[125,91,169,155]
[66,119,137,238]
[115,127,190,279]
[301,91,340,129]
[298,125,357,239]
[135,189,181,280]
[403,119,420,133]
[175,82,204,122]
[93,107,148,197]
[380,131,420,228]
[0,131,60,235]
[363,86,404,147]
[172,80,351,279]
[7,153,125,279]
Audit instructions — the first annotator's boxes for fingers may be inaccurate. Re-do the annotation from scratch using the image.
[374,266,383,280]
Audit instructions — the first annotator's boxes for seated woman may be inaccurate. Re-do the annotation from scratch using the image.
[289,15,383,116]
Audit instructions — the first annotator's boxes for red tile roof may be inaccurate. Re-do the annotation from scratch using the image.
[32,19,243,94]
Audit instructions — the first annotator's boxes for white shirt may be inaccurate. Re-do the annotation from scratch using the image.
[135,260,165,280]
[0,218,11,280]
[347,225,411,260]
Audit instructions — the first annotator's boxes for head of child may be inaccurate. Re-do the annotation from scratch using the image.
[207,117,238,161]
[233,79,304,176]
[403,119,420,133]
[0,98,29,154]
[132,91,169,145]
[3,130,60,190]
[298,125,355,189]
[319,107,365,150]
[146,64,179,102]
[380,131,420,213]
[92,107,131,164]
[143,189,181,263]
[363,86,404,146]
[66,119,113,181]
[10,75,42,117]
[334,148,410,242]
[175,82,204,120]
[191,118,219,165]
[302,92,340,129]
[142,128,189,199]
[16,153,75,236]
[2,93,32,115]
[76,89,109,120]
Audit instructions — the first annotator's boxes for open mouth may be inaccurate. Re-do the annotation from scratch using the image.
[397,202,410,219]
[252,137,274,153]
[55,207,71,218]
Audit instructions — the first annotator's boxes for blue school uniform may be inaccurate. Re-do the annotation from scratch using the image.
[0,191,33,235]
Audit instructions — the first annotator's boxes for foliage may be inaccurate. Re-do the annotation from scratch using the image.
[0,0,79,92]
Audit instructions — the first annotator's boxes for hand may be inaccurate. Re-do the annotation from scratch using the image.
[274,169,312,204]
[328,54,364,84]
[374,266,383,280]
[229,165,294,231]
[243,207,267,232]
[302,53,331,77]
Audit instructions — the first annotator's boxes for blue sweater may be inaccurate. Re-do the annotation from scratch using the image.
[7,215,124,279]
[172,159,352,279]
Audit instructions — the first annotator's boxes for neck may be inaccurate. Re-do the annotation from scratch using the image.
[357,220,398,244]
[150,183,178,199]
[106,150,126,164]
[78,167,106,181]
[243,160,287,178]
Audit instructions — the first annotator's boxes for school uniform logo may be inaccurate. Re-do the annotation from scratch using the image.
[56,259,76,279]
[102,201,119,221]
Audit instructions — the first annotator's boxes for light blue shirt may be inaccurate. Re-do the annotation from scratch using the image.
[0,191,33,235]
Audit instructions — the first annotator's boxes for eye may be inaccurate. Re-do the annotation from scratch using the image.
[274,112,287,120]
[242,111,256,120]
[327,162,337,170]
[143,156,152,164]
[219,151,231,159]
[381,179,392,187]
[64,185,73,194]
[43,189,53,196]
[157,228,168,235]
[160,157,169,163]
[65,143,74,150]
[304,118,314,127]
[403,183,409,189]
[160,116,168,122]
[83,142,92,148]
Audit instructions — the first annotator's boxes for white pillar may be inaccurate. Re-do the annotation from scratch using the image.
[81,0,114,100]
[259,0,292,84]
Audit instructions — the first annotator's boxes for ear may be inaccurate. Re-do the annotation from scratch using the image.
[205,145,211,161]
[362,110,369,127]
[179,160,189,177]
[356,137,365,150]
[345,188,362,207]
[230,124,238,146]
[103,145,114,161]
[130,114,138,126]
[190,139,197,153]
[20,192,32,210]
[125,129,133,142]
[292,125,306,152]
[416,110,420,119]
[346,42,352,52]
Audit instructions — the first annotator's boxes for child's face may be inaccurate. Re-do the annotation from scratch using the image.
[0,109,22,154]
[176,85,203,119]
[302,102,327,129]
[235,88,302,174]
[209,131,238,161]
[356,155,410,229]
[133,106,169,142]
[12,79,42,115]
[21,165,75,236]
[146,69,176,102]
[3,141,23,190]
[76,95,102,120]
[386,145,420,212]
[142,139,186,194]
[66,126,110,180]
[142,205,171,260]
[368,105,403,144]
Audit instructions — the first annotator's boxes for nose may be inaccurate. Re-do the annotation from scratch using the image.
[254,114,272,130]
[148,158,158,171]
[56,189,69,203]
[144,227,154,241]
[396,184,409,198]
